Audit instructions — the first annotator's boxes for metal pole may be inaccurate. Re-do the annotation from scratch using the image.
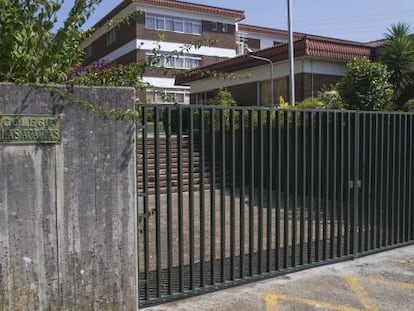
[248,54,274,106]
[287,0,295,106]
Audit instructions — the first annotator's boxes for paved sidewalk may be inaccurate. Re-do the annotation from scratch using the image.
[145,245,414,311]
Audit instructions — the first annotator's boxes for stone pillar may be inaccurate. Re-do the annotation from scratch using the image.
[0,84,137,310]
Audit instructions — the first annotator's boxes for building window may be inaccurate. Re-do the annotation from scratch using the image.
[165,17,174,31]
[174,17,184,32]
[146,89,190,105]
[192,23,201,34]
[212,22,229,33]
[145,13,201,35]
[106,28,117,46]
[145,15,155,29]
[146,52,202,69]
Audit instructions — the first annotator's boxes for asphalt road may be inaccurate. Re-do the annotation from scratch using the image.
[146,244,414,311]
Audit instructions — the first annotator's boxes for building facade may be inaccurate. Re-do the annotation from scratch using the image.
[236,24,303,54]
[176,37,376,106]
[82,1,408,107]
[81,0,245,105]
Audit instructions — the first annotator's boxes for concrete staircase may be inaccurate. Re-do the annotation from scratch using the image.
[137,135,226,195]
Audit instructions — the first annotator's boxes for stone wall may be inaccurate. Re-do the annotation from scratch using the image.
[0,83,137,310]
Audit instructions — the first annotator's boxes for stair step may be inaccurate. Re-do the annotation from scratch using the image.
[137,135,232,194]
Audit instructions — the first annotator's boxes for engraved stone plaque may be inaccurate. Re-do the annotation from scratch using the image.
[0,115,61,144]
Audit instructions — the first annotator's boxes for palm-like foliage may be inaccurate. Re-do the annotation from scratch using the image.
[379,23,414,103]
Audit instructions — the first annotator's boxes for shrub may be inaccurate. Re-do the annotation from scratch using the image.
[337,58,394,110]
[403,98,414,112]
[204,88,238,130]
[295,98,328,110]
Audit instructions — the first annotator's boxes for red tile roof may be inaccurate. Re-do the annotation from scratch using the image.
[94,0,245,28]
[175,37,375,85]
[301,37,374,60]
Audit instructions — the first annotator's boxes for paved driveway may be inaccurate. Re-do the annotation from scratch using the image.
[146,245,414,311]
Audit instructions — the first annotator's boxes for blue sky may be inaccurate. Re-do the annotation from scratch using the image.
[59,0,414,42]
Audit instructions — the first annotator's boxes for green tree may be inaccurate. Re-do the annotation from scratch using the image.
[0,0,104,83]
[337,58,394,110]
[208,88,238,106]
[379,23,414,103]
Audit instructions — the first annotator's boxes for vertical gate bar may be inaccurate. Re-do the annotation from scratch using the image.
[267,109,273,272]
[367,114,373,251]
[135,114,145,304]
[398,115,403,243]
[408,116,413,241]
[393,114,401,244]
[258,110,264,274]
[376,114,382,248]
[135,132,145,305]
[154,107,161,297]
[200,107,206,288]
[379,114,385,247]
[330,112,337,259]
[189,107,195,290]
[220,108,226,283]
[276,110,281,270]
[178,106,184,292]
[284,110,290,269]
[299,111,305,265]
[315,111,321,262]
[402,114,408,242]
[395,115,401,244]
[401,114,406,243]
[141,106,150,300]
[390,113,395,246]
[291,110,297,267]
[300,111,306,265]
[346,112,351,255]
[166,107,173,295]
[368,113,375,251]
[393,114,398,245]
[384,114,391,246]
[337,112,344,258]
[403,114,408,242]
[391,115,396,245]
[359,113,365,253]
[366,113,370,251]
[210,108,216,285]
[372,114,378,249]
[399,115,404,243]
[342,111,347,255]
[353,112,359,256]
[406,115,411,242]
[378,113,383,248]
[323,111,329,260]
[308,111,315,263]
[230,109,236,280]
[345,113,351,256]
[249,109,255,276]
[240,108,246,278]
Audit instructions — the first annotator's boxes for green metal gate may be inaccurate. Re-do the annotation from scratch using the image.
[136,105,414,308]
